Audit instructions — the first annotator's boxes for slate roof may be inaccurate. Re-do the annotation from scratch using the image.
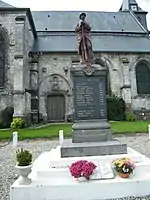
[32,11,146,33]
[31,10,150,53]
[0,0,14,7]
[32,34,150,53]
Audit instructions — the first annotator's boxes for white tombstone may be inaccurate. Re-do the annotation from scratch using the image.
[59,130,64,145]
[148,125,150,139]
[13,131,18,147]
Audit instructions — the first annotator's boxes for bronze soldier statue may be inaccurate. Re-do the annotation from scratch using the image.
[75,13,93,65]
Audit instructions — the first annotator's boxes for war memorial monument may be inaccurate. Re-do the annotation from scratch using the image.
[61,12,127,157]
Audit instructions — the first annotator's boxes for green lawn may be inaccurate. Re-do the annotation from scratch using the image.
[0,121,149,141]
[0,124,72,140]
[111,121,149,134]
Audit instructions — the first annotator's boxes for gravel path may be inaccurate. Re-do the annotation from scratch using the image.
[1,134,150,200]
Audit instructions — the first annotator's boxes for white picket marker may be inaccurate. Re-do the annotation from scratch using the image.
[59,130,64,145]
[13,131,18,147]
[148,125,150,139]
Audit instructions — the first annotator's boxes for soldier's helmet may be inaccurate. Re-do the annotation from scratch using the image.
[79,12,86,20]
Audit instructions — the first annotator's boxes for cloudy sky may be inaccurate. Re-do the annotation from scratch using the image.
[4,0,150,28]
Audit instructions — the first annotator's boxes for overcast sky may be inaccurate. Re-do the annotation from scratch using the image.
[4,0,150,28]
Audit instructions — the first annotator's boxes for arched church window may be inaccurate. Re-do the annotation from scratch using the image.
[136,61,150,94]
[0,27,8,88]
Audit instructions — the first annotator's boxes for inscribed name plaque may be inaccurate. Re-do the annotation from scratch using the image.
[73,71,107,120]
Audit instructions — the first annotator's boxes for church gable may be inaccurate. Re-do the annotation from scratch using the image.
[120,0,148,29]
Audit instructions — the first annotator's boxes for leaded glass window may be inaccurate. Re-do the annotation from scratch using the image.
[136,61,150,94]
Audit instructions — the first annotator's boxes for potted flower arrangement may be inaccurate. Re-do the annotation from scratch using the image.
[112,157,135,178]
[69,160,97,181]
[15,148,32,185]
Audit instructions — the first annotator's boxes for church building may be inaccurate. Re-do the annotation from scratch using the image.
[0,0,150,123]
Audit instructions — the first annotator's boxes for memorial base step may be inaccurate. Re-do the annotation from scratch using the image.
[61,139,127,157]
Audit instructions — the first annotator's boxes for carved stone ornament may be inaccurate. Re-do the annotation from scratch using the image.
[51,76,59,91]
[83,66,95,76]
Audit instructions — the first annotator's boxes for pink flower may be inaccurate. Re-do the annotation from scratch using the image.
[69,160,97,179]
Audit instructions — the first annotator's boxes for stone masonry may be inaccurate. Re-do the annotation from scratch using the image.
[0,9,35,122]
[36,53,150,121]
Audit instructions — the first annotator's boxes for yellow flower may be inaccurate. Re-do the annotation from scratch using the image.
[112,157,135,167]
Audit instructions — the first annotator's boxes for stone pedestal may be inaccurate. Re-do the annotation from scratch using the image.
[61,64,127,157]
[72,119,112,143]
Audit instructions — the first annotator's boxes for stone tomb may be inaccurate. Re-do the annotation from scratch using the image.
[61,64,127,157]
[10,145,150,200]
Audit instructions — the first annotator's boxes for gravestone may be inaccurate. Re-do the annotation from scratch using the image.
[61,64,127,157]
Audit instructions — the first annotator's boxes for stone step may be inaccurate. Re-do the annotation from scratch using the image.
[31,146,150,180]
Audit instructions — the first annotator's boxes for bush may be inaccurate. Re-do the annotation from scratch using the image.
[16,148,32,166]
[107,95,126,121]
[0,121,3,129]
[0,106,14,128]
[11,117,25,129]
[126,111,136,121]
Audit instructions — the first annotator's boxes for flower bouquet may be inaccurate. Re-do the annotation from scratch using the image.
[112,157,135,178]
[69,160,97,181]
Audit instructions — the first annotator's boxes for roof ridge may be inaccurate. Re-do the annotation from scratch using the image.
[32,10,119,13]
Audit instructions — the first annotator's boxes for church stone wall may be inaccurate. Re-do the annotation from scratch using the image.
[38,54,73,121]
[13,12,35,122]
[37,52,130,121]
[101,52,150,119]
[37,52,150,121]
[0,11,26,113]
[22,15,35,122]
[129,54,150,119]
[0,11,35,122]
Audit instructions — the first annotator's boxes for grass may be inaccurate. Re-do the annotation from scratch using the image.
[111,121,150,134]
[0,124,72,140]
[0,121,149,141]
